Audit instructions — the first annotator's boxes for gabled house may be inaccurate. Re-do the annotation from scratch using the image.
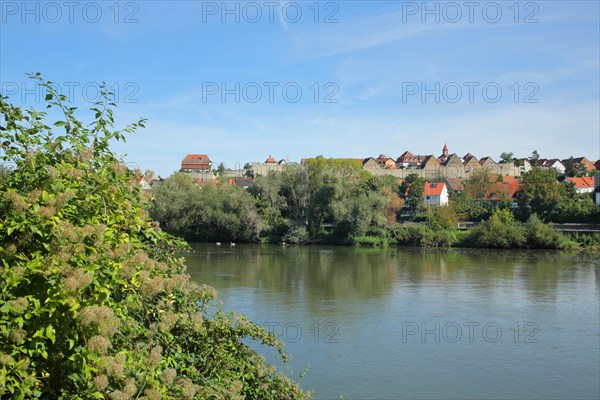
[137,176,151,190]
[420,155,439,171]
[181,154,211,171]
[396,151,427,169]
[518,158,532,175]
[376,154,396,169]
[423,181,448,206]
[463,155,481,172]
[444,178,464,193]
[479,156,497,169]
[486,181,520,202]
[443,153,463,168]
[362,157,380,170]
[563,157,596,173]
[539,159,566,174]
[265,156,277,164]
[566,177,594,194]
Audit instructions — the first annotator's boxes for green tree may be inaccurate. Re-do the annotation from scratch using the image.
[0,75,309,399]
[530,150,540,167]
[151,173,262,242]
[468,208,526,248]
[499,152,515,164]
[399,173,425,213]
[464,168,494,201]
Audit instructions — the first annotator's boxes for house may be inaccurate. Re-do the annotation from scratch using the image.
[396,151,427,169]
[265,156,277,164]
[463,154,480,172]
[563,157,596,173]
[486,181,520,202]
[566,177,594,194]
[539,159,566,174]
[479,156,497,169]
[518,158,532,175]
[150,176,165,187]
[376,154,396,169]
[181,154,211,171]
[421,155,439,172]
[137,176,151,190]
[444,178,464,193]
[362,157,380,170]
[423,181,448,206]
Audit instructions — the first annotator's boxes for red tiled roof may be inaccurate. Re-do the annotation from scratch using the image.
[445,178,464,191]
[482,182,521,200]
[566,177,594,189]
[182,154,211,170]
[265,156,276,164]
[423,182,445,196]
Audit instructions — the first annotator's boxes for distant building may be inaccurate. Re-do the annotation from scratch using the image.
[444,178,464,193]
[566,177,595,194]
[563,157,596,173]
[137,176,151,190]
[423,181,448,206]
[539,159,566,174]
[181,154,211,171]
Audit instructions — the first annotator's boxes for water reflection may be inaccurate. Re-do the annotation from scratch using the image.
[185,244,599,400]
[186,244,597,305]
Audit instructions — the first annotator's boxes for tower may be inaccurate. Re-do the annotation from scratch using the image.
[442,143,449,158]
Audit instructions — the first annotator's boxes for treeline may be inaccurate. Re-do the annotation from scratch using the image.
[150,158,600,250]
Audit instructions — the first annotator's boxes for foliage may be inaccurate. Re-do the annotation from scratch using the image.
[151,173,262,242]
[399,173,425,213]
[464,169,494,200]
[524,214,577,250]
[350,236,389,247]
[499,152,515,164]
[0,75,310,399]
[467,208,527,249]
[517,167,599,222]
[392,224,454,248]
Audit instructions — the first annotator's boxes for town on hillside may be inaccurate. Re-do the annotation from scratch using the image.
[141,145,600,207]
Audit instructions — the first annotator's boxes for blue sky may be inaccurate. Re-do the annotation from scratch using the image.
[1,0,599,177]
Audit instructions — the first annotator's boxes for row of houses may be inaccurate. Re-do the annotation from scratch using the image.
[175,148,600,206]
[180,145,599,181]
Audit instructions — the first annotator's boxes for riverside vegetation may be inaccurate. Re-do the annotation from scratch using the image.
[151,159,600,251]
[0,75,311,398]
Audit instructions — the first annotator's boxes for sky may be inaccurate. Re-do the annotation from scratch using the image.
[1,0,599,177]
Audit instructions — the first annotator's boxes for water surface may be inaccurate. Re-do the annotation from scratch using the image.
[186,244,600,400]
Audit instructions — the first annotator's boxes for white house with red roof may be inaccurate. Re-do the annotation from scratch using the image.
[423,181,448,206]
[566,177,594,194]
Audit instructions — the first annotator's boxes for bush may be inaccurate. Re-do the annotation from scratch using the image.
[0,76,310,399]
[467,208,527,249]
[524,214,577,249]
[393,224,453,248]
[350,236,389,247]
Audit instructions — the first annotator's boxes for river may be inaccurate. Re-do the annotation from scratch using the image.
[185,243,600,400]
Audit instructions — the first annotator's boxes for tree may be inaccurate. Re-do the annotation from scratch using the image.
[499,152,515,164]
[0,75,309,399]
[517,167,563,221]
[464,168,494,201]
[530,150,540,167]
[399,173,425,213]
